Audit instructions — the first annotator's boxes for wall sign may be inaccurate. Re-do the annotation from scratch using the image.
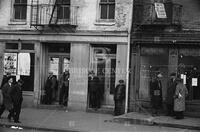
[154,3,167,19]
[4,53,17,75]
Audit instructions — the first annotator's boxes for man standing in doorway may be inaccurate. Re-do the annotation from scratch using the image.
[88,71,100,110]
[166,72,177,116]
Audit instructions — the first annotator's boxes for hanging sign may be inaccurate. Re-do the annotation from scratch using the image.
[154,3,167,19]
[192,78,198,86]
[4,53,17,75]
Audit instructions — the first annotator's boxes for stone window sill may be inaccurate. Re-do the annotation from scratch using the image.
[94,20,115,26]
[9,21,27,25]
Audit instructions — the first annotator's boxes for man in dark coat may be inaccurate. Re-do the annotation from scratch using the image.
[10,79,23,123]
[44,72,57,104]
[88,71,100,110]
[150,72,163,116]
[114,80,125,116]
[59,70,69,106]
[166,72,177,116]
[0,76,14,121]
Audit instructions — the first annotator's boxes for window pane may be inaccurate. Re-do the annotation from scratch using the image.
[108,4,115,19]
[64,7,70,19]
[100,0,107,2]
[6,43,18,49]
[57,7,64,19]
[109,0,115,2]
[15,0,20,4]
[21,0,27,4]
[100,5,108,19]
[21,6,27,19]
[14,6,21,19]
[21,43,34,50]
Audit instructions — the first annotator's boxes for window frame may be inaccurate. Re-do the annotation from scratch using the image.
[11,0,27,22]
[98,0,115,21]
[57,0,71,20]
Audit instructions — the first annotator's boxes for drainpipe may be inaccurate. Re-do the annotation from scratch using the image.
[125,0,134,114]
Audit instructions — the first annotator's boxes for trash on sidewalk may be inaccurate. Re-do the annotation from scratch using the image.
[11,126,23,130]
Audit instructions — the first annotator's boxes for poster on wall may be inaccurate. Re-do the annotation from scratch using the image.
[4,53,17,75]
[192,78,198,86]
[49,57,59,76]
[18,53,31,76]
[154,3,167,19]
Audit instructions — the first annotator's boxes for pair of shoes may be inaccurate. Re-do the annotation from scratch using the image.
[14,120,21,123]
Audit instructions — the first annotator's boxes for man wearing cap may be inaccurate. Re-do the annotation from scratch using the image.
[150,72,163,116]
[166,72,177,116]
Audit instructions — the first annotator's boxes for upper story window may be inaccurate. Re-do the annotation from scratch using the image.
[99,0,115,20]
[13,0,27,20]
[57,0,70,19]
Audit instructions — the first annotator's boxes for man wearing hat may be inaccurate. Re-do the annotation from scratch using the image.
[10,79,24,123]
[150,72,163,116]
[166,72,177,116]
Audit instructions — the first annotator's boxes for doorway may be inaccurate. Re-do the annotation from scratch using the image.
[48,54,70,103]
[89,45,116,108]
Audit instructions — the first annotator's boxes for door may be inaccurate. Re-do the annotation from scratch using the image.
[90,47,116,107]
[48,54,70,102]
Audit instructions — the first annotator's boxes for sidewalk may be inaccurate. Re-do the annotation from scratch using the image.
[113,112,200,131]
[0,108,199,131]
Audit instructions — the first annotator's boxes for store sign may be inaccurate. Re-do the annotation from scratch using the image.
[18,53,31,76]
[4,53,17,75]
[154,3,167,19]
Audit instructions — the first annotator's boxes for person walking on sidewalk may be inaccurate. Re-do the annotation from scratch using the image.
[150,72,163,116]
[114,80,125,116]
[0,77,15,121]
[10,79,24,123]
[166,72,177,117]
[174,78,188,119]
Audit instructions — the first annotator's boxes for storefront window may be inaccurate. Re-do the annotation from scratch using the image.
[3,52,35,91]
[140,47,169,99]
[178,48,200,100]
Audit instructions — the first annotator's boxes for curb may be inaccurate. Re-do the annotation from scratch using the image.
[112,118,200,130]
[0,122,81,132]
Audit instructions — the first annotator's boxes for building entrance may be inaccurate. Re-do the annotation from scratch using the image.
[89,45,116,109]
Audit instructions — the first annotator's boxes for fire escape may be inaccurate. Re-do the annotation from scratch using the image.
[30,0,78,30]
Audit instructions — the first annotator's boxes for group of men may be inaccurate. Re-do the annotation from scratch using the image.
[0,73,23,123]
[44,70,69,106]
[150,72,188,119]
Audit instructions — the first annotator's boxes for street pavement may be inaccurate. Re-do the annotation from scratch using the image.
[0,108,199,132]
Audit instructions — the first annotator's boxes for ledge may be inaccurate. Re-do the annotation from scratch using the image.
[8,21,27,25]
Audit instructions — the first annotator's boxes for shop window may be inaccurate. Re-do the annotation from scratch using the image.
[140,47,169,99]
[21,43,34,50]
[3,52,35,91]
[6,43,18,49]
[13,0,27,20]
[99,0,115,20]
[178,50,200,100]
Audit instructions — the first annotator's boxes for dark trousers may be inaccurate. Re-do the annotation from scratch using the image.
[175,111,184,119]
[0,104,14,120]
[166,104,174,116]
[89,92,100,109]
[13,102,22,121]
[114,100,123,116]
[45,89,52,104]
[59,86,68,106]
